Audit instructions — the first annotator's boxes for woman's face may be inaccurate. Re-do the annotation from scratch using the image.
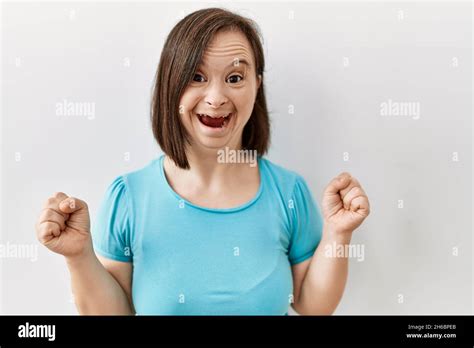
[179,30,261,153]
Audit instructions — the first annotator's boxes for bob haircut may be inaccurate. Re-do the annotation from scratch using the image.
[150,7,270,169]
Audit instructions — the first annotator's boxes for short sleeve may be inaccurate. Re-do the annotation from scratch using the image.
[91,176,133,262]
[288,175,323,265]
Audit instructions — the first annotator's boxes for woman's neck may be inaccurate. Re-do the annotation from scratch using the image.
[163,144,261,208]
[165,144,259,191]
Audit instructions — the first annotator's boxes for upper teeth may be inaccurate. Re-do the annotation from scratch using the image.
[197,113,231,118]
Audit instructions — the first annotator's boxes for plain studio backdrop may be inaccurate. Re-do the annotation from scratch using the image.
[0,1,472,315]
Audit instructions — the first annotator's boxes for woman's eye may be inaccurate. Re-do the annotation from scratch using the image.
[227,75,243,84]
[193,74,206,83]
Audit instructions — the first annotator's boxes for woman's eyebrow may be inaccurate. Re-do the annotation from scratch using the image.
[199,58,251,69]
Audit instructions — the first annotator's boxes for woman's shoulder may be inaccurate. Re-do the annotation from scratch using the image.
[259,156,307,194]
[109,155,163,193]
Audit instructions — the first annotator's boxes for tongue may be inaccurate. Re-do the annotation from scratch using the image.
[200,115,226,128]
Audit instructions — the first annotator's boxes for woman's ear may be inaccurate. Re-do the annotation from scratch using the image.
[257,74,262,89]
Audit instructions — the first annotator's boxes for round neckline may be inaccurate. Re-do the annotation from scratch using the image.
[158,154,265,213]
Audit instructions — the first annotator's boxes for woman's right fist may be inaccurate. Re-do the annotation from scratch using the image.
[36,192,92,258]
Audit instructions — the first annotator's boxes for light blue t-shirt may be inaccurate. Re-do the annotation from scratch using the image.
[92,155,323,315]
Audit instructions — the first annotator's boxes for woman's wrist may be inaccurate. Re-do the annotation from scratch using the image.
[65,245,96,268]
[322,222,353,245]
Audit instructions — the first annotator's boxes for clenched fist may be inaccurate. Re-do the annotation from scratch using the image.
[35,192,92,259]
[322,172,370,235]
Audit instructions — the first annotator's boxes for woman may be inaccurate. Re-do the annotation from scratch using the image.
[35,8,370,315]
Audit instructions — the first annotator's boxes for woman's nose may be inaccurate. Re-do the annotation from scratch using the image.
[204,86,228,107]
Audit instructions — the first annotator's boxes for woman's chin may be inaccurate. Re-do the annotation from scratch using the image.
[194,136,234,152]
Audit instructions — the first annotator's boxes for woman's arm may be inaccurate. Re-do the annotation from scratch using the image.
[36,192,134,315]
[293,228,351,315]
[294,172,370,315]
[66,249,135,315]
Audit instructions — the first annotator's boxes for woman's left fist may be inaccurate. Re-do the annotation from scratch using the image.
[321,172,370,234]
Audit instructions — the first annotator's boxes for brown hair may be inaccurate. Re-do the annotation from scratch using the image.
[150,7,270,169]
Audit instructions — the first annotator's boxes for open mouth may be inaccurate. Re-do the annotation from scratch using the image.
[196,113,233,128]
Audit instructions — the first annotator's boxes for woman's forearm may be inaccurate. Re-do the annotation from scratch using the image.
[66,250,134,315]
[295,226,352,315]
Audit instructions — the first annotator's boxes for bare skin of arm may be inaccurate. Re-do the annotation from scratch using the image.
[66,251,135,315]
[36,192,134,315]
[292,230,350,315]
[292,173,370,315]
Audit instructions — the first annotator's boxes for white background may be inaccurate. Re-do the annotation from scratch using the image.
[1,0,472,314]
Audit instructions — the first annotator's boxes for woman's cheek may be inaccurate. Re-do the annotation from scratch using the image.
[178,93,199,122]
[233,88,253,111]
